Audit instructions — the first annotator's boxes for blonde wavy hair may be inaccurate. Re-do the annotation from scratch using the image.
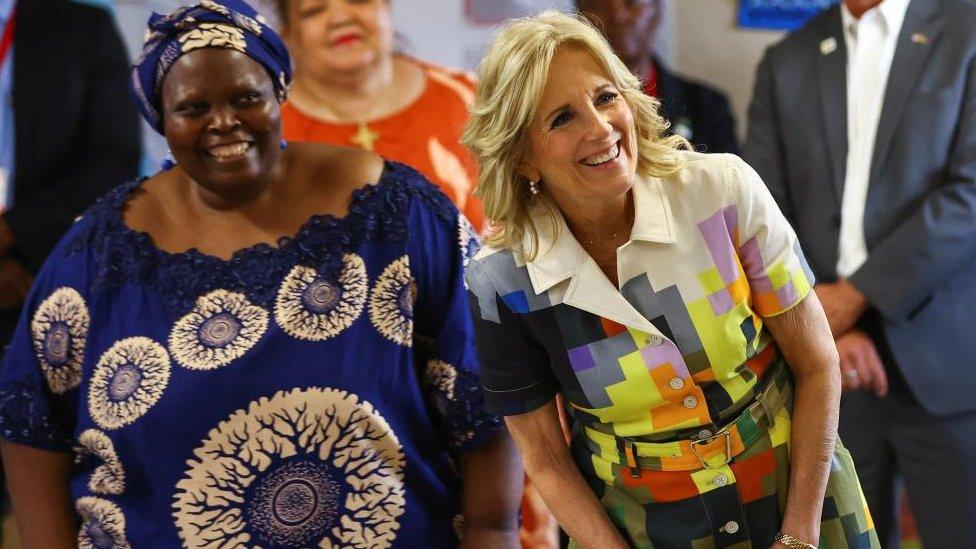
[461,10,688,260]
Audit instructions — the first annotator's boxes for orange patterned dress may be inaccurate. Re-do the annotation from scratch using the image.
[282,56,485,232]
[282,56,556,548]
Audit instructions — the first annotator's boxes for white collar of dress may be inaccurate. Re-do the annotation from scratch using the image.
[522,174,677,295]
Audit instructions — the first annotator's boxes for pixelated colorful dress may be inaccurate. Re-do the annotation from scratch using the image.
[467,152,880,548]
[0,161,502,547]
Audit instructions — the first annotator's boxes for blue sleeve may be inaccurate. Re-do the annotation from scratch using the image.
[0,223,94,452]
[407,184,504,453]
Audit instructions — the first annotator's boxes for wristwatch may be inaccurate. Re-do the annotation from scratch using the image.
[773,531,816,549]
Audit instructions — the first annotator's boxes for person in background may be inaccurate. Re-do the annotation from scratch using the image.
[275,1,558,546]
[275,0,485,232]
[745,0,976,546]
[0,1,522,546]
[575,0,739,154]
[463,11,876,549]
[0,0,140,346]
[0,0,139,534]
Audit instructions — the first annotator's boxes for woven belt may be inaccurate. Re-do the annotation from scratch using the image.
[581,360,793,473]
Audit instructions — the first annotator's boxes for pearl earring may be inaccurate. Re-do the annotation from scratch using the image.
[529,179,540,196]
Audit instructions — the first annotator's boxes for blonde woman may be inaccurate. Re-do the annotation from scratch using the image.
[462,12,879,549]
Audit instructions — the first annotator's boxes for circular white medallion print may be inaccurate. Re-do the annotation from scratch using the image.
[76,429,126,495]
[369,256,415,347]
[88,337,171,430]
[274,254,368,341]
[76,496,131,549]
[169,289,269,370]
[173,387,406,548]
[30,287,90,394]
[426,360,458,401]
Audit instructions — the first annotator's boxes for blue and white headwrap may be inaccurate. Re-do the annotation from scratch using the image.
[131,0,292,134]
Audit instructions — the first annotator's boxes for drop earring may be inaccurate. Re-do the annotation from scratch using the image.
[280,139,288,150]
[528,179,540,196]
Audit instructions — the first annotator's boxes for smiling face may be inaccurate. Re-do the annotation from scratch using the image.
[161,48,283,195]
[519,46,639,209]
[282,0,394,78]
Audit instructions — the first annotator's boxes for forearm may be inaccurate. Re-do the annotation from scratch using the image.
[765,294,841,544]
[521,439,626,548]
[503,401,628,548]
[781,368,839,542]
[459,432,522,547]
[1,441,77,548]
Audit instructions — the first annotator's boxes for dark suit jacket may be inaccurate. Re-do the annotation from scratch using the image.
[10,0,140,272]
[745,0,976,415]
[655,59,740,155]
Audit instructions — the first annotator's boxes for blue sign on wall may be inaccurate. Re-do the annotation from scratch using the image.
[738,0,837,30]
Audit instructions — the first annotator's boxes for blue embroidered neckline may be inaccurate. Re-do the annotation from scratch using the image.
[67,160,455,315]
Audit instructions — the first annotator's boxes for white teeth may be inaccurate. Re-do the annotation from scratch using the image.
[583,143,620,166]
[208,142,250,158]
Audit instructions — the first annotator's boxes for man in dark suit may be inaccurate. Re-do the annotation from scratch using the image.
[575,0,739,154]
[745,0,976,546]
[0,0,140,343]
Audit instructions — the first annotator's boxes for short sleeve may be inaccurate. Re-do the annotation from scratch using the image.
[465,255,558,416]
[0,230,92,452]
[731,155,816,317]
[407,185,504,453]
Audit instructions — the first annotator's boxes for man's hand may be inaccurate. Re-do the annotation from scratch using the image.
[815,280,868,336]
[0,256,32,309]
[836,329,888,397]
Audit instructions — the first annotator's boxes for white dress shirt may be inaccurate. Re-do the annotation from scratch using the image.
[836,0,910,278]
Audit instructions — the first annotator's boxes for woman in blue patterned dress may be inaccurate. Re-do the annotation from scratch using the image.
[0,1,522,547]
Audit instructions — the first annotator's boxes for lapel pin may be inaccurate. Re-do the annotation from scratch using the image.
[820,37,838,55]
[911,33,929,45]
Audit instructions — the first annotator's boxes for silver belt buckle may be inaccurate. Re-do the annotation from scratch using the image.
[689,429,733,469]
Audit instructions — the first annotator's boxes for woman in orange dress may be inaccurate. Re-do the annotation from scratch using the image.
[273,0,554,546]
[276,0,484,232]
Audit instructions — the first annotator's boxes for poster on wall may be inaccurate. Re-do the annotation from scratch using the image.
[738,0,837,30]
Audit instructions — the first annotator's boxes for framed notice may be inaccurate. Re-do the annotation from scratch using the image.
[738,0,837,31]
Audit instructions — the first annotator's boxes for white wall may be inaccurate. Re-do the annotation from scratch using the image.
[392,0,573,72]
[663,0,786,140]
[393,0,787,141]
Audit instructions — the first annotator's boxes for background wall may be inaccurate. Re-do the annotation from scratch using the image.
[105,0,791,166]
[394,0,786,140]
[664,0,785,141]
